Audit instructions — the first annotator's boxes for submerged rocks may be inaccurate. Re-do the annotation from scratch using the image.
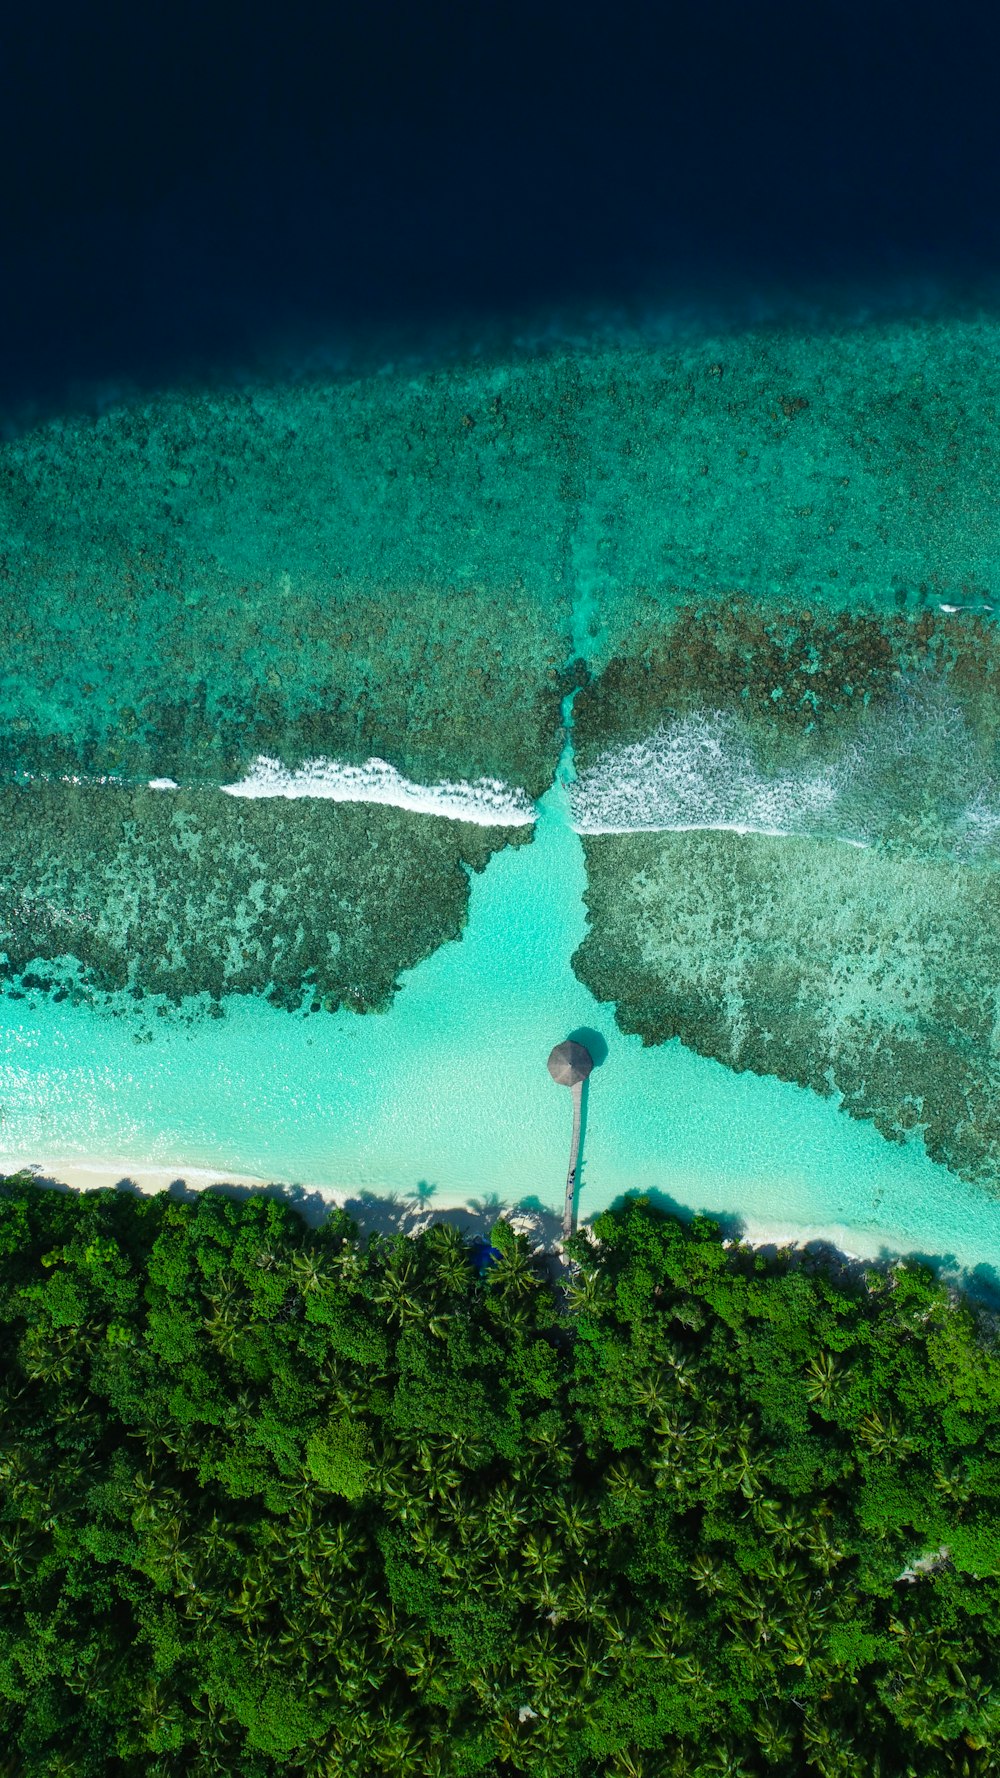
[0,782,529,1018]
[574,826,1000,1189]
[7,310,1000,1176]
[7,313,1000,795]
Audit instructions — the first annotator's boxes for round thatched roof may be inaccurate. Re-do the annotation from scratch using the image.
[547,1040,594,1086]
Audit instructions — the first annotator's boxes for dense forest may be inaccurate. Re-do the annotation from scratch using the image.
[1,1176,999,1776]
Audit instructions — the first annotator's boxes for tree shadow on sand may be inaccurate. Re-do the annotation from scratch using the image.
[18,1169,1000,1307]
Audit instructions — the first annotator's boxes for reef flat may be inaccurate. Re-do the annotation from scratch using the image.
[0,370,577,794]
[4,314,1000,794]
[574,827,1000,1189]
[0,783,524,1015]
[5,310,1000,1195]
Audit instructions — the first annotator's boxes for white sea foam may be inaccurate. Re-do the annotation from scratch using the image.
[220,754,537,826]
[570,713,841,838]
[569,692,1000,855]
[12,680,1000,857]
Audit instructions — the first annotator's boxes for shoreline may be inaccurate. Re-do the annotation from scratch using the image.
[0,1158,554,1243]
[0,1157,926,1267]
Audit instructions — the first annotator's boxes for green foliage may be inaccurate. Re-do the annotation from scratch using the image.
[489,1216,517,1257]
[2,1175,1000,1777]
[305,1415,372,1498]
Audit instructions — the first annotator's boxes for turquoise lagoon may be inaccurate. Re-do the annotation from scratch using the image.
[2,742,995,1277]
[7,316,1000,1275]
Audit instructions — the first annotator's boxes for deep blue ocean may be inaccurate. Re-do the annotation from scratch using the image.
[3,0,1000,414]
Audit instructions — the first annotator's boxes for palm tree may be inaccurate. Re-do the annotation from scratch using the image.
[693,1742,756,1777]
[33,1756,80,1778]
[804,1350,842,1410]
[329,1241,365,1286]
[506,1557,560,1617]
[320,1519,369,1572]
[672,1654,708,1688]
[745,1495,782,1537]
[690,1553,728,1597]
[494,1713,527,1766]
[438,1425,490,1469]
[486,1480,529,1545]
[690,1419,731,1470]
[298,1748,351,1778]
[0,1441,32,1501]
[551,1492,596,1554]
[607,1749,654,1778]
[409,1517,460,1580]
[600,1606,644,1664]
[515,1626,573,1704]
[659,1343,696,1394]
[19,1323,77,1384]
[412,1442,463,1508]
[128,1467,161,1528]
[521,1529,563,1584]
[412,1743,452,1778]
[373,1249,423,1326]
[564,1267,608,1317]
[558,1572,613,1624]
[372,1447,415,1515]
[801,1715,859,1777]
[564,1629,611,1687]
[802,1517,846,1576]
[733,1584,788,1653]
[754,1710,796,1764]
[50,1393,101,1447]
[650,1409,692,1456]
[771,1502,811,1552]
[290,1248,332,1293]
[640,1613,689,1664]
[226,1567,272,1630]
[858,1407,915,1461]
[423,1222,474,1296]
[727,1439,768,1500]
[194,1512,239,1570]
[604,1457,652,1515]
[488,1247,539,1301]
[933,1458,974,1510]
[629,1369,676,1418]
[400,1633,459,1708]
[781,1614,834,1686]
[527,1419,567,1470]
[136,1678,184,1751]
[758,1550,808,1605]
[454,1517,497,1576]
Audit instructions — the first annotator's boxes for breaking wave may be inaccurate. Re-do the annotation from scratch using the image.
[569,691,1000,859]
[220,755,536,826]
[12,678,1000,859]
[570,713,844,840]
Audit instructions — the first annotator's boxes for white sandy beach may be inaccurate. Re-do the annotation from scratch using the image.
[1,1155,886,1261]
[0,1157,561,1244]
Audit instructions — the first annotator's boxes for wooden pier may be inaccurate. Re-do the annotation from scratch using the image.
[547,1040,594,1241]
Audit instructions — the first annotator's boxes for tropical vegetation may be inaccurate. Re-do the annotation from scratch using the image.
[1,1174,999,1775]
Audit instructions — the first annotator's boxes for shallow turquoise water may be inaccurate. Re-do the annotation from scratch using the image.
[2,744,997,1274]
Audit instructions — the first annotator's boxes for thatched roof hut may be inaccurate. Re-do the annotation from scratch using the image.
[547,1040,594,1087]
